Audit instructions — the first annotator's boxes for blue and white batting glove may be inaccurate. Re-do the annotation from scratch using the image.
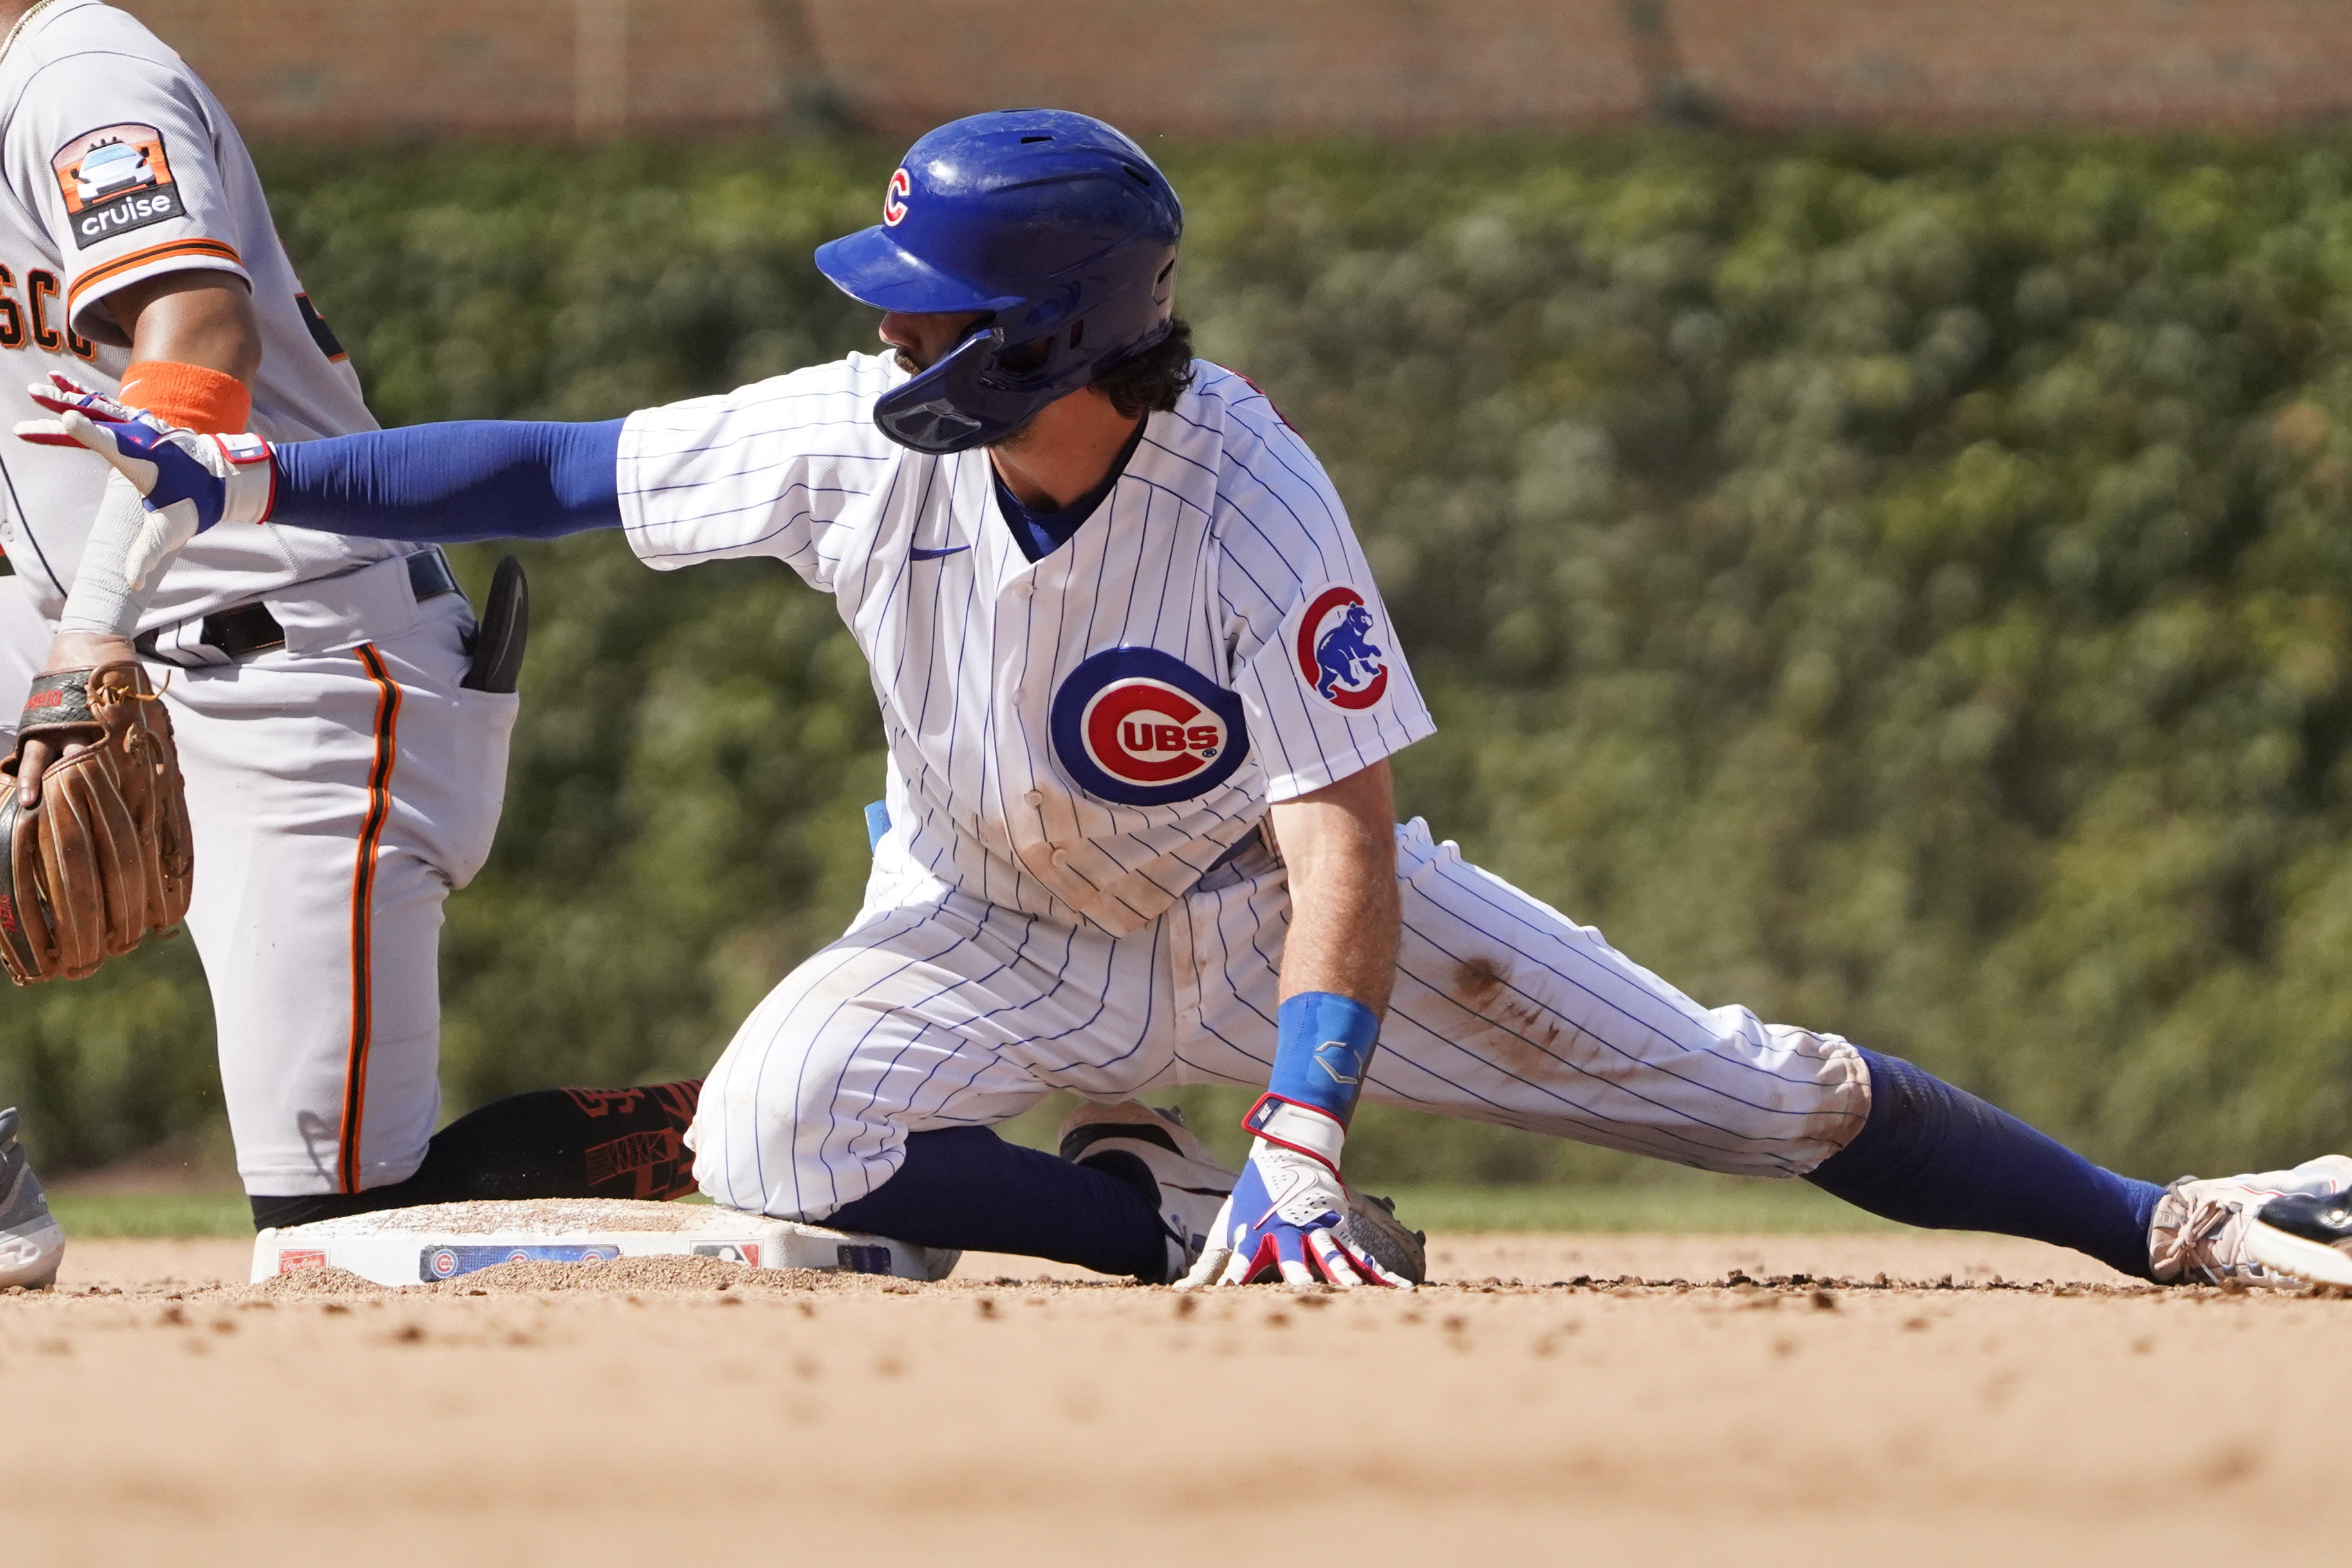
[1176,990,1409,1289]
[17,373,274,590]
[1180,1099,1412,1289]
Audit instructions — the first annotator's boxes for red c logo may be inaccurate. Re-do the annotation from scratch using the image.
[883,168,911,227]
[1081,678,1227,786]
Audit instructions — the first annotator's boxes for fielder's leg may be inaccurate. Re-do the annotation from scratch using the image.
[165,586,515,1208]
[247,1081,708,1229]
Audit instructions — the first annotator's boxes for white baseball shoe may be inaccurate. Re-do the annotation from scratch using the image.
[1057,1101,1238,1283]
[2149,1154,2352,1288]
[0,1107,64,1290]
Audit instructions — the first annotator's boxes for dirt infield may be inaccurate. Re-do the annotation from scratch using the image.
[8,1233,2346,1564]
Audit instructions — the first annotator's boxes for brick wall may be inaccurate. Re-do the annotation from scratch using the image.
[119,0,2352,141]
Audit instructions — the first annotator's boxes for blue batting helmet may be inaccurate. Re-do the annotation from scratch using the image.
[815,109,1184,454]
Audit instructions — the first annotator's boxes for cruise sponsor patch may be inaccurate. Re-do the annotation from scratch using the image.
[52,124,184,249]
[1050,646,1250,807]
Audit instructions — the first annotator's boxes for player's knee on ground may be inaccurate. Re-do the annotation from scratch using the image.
[688,1052,905,1222]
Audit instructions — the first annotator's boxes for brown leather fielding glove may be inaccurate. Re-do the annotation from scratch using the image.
[0,663,193,983]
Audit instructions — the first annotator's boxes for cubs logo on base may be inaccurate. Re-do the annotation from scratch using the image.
[1291,583,1392,712]
[1050,648,1251,807]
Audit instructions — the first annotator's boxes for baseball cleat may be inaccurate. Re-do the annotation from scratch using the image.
[0,1107,64,1290]
[1059,1101,1237,1283]
[2149,1154,2352,1287]
[1058,1101,1430,1285]
[1332,1189,1428,1287]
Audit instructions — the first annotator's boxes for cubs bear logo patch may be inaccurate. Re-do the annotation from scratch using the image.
[51,124,183,249]
[1050,648,1251,807]
[1290,583,1392,712]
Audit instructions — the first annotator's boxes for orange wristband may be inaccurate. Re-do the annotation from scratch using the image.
[116,360,252,435]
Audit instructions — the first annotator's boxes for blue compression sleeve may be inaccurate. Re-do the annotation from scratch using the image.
[270,419,626,543]
[1804,1049,2165,1279]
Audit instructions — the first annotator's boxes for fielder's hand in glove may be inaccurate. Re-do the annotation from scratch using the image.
[16,373,274,592]
[1177,991,1414,1289]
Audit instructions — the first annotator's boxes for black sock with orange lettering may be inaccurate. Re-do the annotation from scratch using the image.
[249,1080,704,1230]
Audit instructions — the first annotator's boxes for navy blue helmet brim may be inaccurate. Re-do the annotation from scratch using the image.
[815,227,1026,315]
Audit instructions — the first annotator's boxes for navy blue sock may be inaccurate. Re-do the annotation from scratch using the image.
[1804,1050,2165,1280]
[827,1126,1169,1280]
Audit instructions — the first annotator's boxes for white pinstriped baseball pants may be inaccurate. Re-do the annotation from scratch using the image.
[691,819,1871,1222]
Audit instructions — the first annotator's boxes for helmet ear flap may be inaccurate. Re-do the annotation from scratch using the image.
[873,324,1007,454]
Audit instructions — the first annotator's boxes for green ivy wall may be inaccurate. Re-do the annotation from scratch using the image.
[11,133,2352,1186]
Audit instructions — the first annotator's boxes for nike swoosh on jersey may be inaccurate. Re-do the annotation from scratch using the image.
[909,545,969,560]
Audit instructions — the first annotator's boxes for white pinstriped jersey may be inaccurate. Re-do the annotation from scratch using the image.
[0,0,403,627]
[617,354,1436,937]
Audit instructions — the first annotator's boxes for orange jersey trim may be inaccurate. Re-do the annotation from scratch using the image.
[339,644,403,1194]
[66,237,243,318]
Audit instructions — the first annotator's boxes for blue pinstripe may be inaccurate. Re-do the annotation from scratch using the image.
[693,818,1865,1218]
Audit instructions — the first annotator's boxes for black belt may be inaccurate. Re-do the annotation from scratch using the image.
[1191,821,1274,893]
[135,550,460,661]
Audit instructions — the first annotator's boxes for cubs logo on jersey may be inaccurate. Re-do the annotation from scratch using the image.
[1290,583,1392,712]
[1050,648,1251,807]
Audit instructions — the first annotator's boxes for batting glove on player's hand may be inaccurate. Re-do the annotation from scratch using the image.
[16,374,274,591]
[1176,1099,1414,1289]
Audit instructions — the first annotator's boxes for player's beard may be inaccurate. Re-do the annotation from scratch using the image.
[983,413,1043,453]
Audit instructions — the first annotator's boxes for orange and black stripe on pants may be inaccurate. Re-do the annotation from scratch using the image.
[338,644,402,1193]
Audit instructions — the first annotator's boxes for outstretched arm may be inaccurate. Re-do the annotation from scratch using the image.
[22,384,628,545]
[270,419,626,543]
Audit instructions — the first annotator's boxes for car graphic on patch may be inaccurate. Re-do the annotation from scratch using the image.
[73,140,154,203]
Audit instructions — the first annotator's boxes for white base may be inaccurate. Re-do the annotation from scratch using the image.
[250,1199,959,1287]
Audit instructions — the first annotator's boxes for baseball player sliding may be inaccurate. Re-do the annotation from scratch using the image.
[0,0,704,1291]
[29,109,2352,1291]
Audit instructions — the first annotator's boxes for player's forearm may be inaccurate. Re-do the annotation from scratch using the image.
[1268,761,1401,1012]
[271,420,626,542]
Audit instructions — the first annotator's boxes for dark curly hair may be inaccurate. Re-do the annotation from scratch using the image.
[1093,315,1196,417]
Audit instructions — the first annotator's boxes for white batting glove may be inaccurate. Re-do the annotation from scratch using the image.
[1175,1099,1412,1290]
[16,373,274,590]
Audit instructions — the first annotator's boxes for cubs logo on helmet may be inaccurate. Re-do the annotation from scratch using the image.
[1050,648,1251,808]
[883,167,911,227]
[1292,584,1391,712]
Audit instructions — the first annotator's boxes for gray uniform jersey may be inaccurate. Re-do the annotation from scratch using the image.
[0,0,402,628]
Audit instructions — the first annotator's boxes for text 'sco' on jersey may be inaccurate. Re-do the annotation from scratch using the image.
[616,356,1437,935]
